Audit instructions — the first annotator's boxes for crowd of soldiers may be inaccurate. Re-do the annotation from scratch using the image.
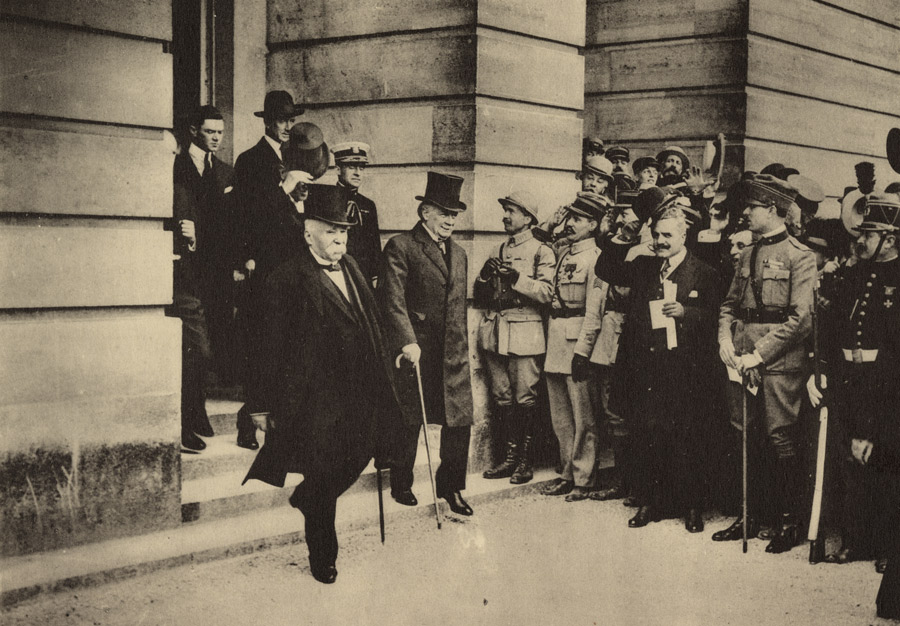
[168,91,900,615]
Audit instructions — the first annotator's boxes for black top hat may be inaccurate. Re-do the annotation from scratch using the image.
[632,156,660,176]
[605,146,630,162]
[416,171,467,212]
[254,90,305,119]
[304,185,360,227]
[282,123,329,179]
[859,193,900,232]
[567,191,610,221]
[887,128,900,175]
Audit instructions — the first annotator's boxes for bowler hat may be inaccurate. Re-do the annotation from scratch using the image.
[583,155,615,182]
[332,141,370,165]
[254,90,305,119]
[304,185,360,227]
[632,156,660,176]
[416,171,467,212]
[633,186,679,224]
[656,146,690,172]
[740,174,798,212]
[567,191,610,221]
[498,190,539,222]
[282,122,329,179]
[859,193,900,232]
[606,146,630,162]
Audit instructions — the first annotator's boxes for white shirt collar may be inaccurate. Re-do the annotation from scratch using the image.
[310,249,339,267]
[420,222,446,244]
[263,134,283,161]
[188,142,209,175]
[662,246,688,277]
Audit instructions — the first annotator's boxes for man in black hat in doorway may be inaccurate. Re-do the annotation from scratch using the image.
[243,184,401,584]
[377,171,475,516]
[332,141,382,288]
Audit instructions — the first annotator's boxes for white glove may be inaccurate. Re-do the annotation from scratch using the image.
[807,374,826,408]
[399,343,421,367]
[281,170,315,195]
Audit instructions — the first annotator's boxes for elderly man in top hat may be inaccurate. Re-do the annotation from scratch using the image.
[809,194,900,570]
[595,188,722,532]
[715,174,816,553]
[541,192,609,501]
[332,141,382,288]
[243,184,401,584]
[474,191,556,485]
[377,172,475,516]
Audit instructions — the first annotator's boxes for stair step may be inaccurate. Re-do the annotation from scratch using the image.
[2,469,560,608]
[181,432,266,482]
[206,399,243,435]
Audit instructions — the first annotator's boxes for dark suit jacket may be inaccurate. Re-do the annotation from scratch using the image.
[243,248,401,487]
[377,222,473,428]
[173,150,236,276]
[340,183,382,288]
[598,244,721,426]
[232,137,304,282]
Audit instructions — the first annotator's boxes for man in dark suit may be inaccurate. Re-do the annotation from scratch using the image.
[173,105,237,386]
[377,171,475,516]
[243,185,401,584]
[231,91,307,450]
[332,141,382,288]
[596,187,722,532]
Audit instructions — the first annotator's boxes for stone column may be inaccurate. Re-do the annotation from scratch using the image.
[267,0,587,469]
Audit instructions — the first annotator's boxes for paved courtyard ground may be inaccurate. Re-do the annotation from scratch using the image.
[3,492,893,626]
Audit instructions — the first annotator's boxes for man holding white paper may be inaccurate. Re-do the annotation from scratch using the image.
[596,190,721,532]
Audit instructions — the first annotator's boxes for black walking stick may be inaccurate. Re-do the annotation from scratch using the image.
[376,467,385,544]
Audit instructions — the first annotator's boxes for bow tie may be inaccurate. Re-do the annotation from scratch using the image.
[318,262,341,272]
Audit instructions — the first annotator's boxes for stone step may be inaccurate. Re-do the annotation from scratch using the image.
[205,399,244,435]
[2,468,562,608]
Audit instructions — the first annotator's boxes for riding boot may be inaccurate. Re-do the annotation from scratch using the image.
[510,405,536,484]
[766,455,803,554]
[483,405,519,479]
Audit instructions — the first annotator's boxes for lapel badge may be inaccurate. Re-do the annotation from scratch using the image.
[885,286,896,296]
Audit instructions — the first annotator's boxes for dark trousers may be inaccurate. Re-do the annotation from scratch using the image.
[167,292,211,435]
[390,423,471,495]
[631,420,703,514]
[290,452,371,570]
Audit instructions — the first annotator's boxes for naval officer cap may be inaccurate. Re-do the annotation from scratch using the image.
[332,141,371,165]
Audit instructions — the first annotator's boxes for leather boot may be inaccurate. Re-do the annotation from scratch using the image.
[766,455,803,554]
[711,516,759,542]
[483,405,519,479]
[510,405,537,484]
[766,513,802,553]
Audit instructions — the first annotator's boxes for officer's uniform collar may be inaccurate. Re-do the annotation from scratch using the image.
[758,225,788,246]
[507,229,534,247]
[569,237,597,254]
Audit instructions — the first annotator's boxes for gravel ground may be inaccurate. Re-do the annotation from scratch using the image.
[3,493,894,626]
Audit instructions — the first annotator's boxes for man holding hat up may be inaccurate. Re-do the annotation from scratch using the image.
[332,141,382,288]
[243,185,401,584]
[809,194,900,569]
[541,192,609,501]
[377,172,475,516]
[474,191,556,485]
[716,174,816,553]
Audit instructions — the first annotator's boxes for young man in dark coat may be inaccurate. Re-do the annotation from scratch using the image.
[596,189,722,532]
[377,171,475,516]
[243,185,401,584]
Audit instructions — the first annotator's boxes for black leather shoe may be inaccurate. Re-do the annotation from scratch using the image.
[237,428,259,451]
[541,479,574,496]
[310,564,338,584]
[685,508,704,533]
[194,417,214,438]
[181,430,206,452]
[711,516,758,542]
[765,516,801,554]
[589,484,625,501]
[391,489,418,507]
[629,505,655,528]
[441,491,473,516]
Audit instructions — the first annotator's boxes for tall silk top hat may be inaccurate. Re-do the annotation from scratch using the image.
[304,184,360,227]
[282,122,329,180]
[416,171,467,212]
[858,193,900,232]
[254,90,305,119]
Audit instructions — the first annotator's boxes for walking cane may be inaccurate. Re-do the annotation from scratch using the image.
[376,467,386,544]
[742,372,749,555]
[395,355,443,530]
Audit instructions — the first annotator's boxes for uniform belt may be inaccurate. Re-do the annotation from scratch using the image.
[737,308,788,324]
[550,308,585,319]
[842,348,879,363]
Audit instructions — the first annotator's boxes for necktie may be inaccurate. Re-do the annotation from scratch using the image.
[438,240,446,255]
[660,259,670,282]
[319,262,341,272]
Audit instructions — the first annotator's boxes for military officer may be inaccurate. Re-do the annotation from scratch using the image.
[541,192,609,501]
[809,194,900,567]
[475,191,556,484]
[715,174,816,553]
[606,145,637,195]
[332,141,382,287]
